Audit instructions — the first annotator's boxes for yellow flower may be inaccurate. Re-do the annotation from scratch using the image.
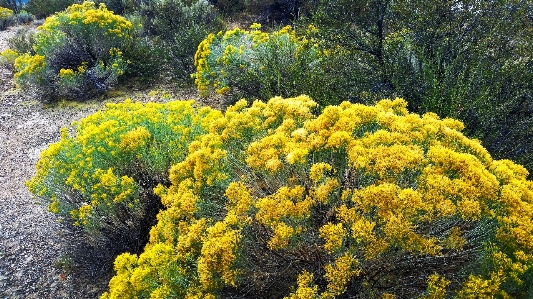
[319,222,346,253]
[419,274,450,299]
[309,162,333,183]
[59,68,75,77]
[119,126,151,152]
[322,253,360,299]
[284,271,319,299]
[250,23,262,30]
[268,222,296,249]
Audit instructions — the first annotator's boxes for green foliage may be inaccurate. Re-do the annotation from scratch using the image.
[25,0,77,19]
[389,1,533,178]
[7,26,36,55]
[209,0,245,16]
[303,0,533,177]
[13,1,134,102]
[300,0,396,102]
[27,98,222,237]
[193,24,348,107]
[210,0,308,25]
[100,96,533,298]
[132,0,223,82]
[14,10,34,24]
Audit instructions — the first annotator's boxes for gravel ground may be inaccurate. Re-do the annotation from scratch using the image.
[0,25,119,297]
[0,86,110,298]
[0,25,218,298]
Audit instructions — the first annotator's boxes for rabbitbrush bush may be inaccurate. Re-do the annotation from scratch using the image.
[27,99,222,237]
[193,24,334,106]
[100,96,533,298]
[13,2,133,102]
[0,6,13,30]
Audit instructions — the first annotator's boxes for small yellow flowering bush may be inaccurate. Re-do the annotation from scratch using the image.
[0,48,19,69]
[27,98,222,237]
[0,7,13,30]
[102,96,533,298]
[193,24,328,106]
[14,2,133,102]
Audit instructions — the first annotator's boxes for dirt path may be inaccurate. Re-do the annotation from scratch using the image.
[0,25,139,299]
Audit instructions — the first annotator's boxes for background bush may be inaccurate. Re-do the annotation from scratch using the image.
[7,26,36,55]
[101,96,533,298]
[0,6,14,30]
[13,9,33,24]
[13,2,134,102]
[27,98,222,246]
[25,0,77,19]
[193,23,387,107]
[193,24,345,107]
[128,0,223,82]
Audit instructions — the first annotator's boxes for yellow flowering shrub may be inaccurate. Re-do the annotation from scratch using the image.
[0,7,13,30]
[13,53,47,89]
[0,48,17,68]
[27,98,222,235]
[102,95,533,298]
[193,24,328,106]
[14,1,132,102]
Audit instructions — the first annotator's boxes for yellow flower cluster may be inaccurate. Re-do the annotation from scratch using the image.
[101,95,533,298]
[64,2,132,36]
[419,274,450,299]
[119,126,151,152]
[0,7,13,20]
[0,48,18,67]
[13,54,46,87]
[319,222,345,253]
[59,68,75,78]
[284,271,319,299]
[197,220,241,287]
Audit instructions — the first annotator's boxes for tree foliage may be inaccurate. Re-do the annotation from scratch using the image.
[304,0,533,176]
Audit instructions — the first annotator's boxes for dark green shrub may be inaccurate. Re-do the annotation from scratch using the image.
[14,10,34,24]
[210,0,309,25]
[7,26,36,54]
[209,0,245,16]
[133,0,223,82]
[25,0,77,19]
